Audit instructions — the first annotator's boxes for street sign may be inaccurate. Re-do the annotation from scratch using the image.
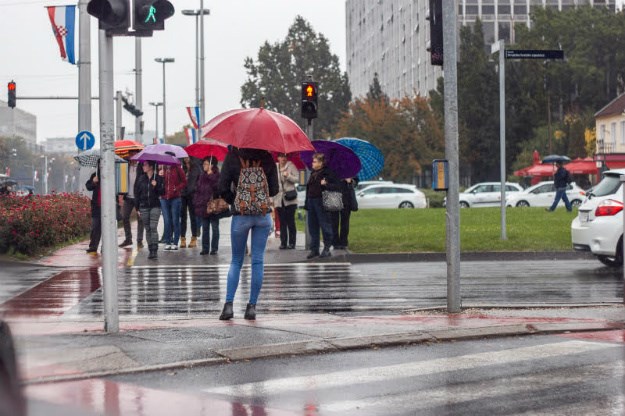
[76,130,96,151]
[504,50,564,60]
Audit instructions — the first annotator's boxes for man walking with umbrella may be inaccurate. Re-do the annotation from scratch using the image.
[547,160,573,212]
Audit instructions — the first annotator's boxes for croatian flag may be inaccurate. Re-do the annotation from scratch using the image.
[185,127,198,145]
[186,106,201,129]
[46,5,76,65]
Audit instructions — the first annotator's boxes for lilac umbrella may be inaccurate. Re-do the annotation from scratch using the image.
[300,140,361,179]
[130,149,180,166]
[143,143,188,158]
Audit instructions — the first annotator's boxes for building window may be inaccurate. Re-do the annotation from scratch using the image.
[612,122,618,147]
[621,121,625,145]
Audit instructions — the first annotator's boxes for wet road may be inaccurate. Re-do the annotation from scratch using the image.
[25,331,625,415]
[2,260,622,320]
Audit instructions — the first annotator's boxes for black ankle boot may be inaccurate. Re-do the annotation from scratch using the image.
[219,302,233,320]
[148,245,157,259]
[244,303,256,320]
[306,250,320,259]
[320,247,332,258]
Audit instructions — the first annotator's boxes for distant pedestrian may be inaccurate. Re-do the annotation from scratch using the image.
[547,161,573,212]
[119,160,145,249]
[273,153,299,250]
[85,167,101,254]
[194,157,221,255]
[180,157,201,248]
[159,157,187,250]
[217,147,278,321]
[330,177,359,250]
[135,161,165,260]
[305,153,340,259]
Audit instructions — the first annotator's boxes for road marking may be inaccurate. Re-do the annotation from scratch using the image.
[203,341,614,397]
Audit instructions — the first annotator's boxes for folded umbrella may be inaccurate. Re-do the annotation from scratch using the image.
[300,140,361,179]
[74,148,127,167]
[335,137,384,181]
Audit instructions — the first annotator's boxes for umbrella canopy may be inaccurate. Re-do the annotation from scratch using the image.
[74,148,126,167]
[565,157,599,175]
[300,140,361,179]
[185,139,229,161]
[142,143,188,159]
[130,149,180,166]
[114,139,144,156]
[271,152,306,170]
[201,108,315,153]
[335,137,384,181]
[542,154,571,164]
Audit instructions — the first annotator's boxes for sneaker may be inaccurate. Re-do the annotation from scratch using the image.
[118,240,132,248]
[210,250,217,255]
[86,248,97,254]
[137,241,144,249]
[172,245,179,251]
[164,245,172,251]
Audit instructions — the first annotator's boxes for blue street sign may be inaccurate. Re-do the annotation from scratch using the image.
[76,130,95,151]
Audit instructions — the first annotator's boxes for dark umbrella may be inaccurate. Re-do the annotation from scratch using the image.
[300,140,361,179]
[542,154,571,164]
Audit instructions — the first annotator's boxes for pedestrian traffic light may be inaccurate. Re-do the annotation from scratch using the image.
[133,0,175,31]
[7,81,16,109]
[301,81,318,120]
[427,0,443,66]
[87,0,130,34]
[121,96,143,117]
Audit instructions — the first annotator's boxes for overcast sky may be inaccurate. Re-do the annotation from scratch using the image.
[0,0,347,143]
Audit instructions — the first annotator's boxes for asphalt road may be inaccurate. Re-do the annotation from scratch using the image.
[25,331,625,416]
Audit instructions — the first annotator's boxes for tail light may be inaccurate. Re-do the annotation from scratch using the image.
[595,199,624,217]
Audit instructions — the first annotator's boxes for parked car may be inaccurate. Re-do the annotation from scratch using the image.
[296,184,306,208]
[571,169,625,267]
[506,181,585,208]
[355,180,394,191]
[455,182,524,208]
[356,183,426,209]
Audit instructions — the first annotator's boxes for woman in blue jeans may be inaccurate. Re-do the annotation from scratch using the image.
[193,157,221,255]
[217,147,278,320]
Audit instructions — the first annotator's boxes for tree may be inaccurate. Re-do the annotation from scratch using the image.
[240,16,351,139]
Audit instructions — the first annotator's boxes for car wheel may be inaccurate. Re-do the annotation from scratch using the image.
[571,199,582,207]
[399,201,414,209]
[516,201,530,207]
[597,255,623,268]
[459,201,469,208]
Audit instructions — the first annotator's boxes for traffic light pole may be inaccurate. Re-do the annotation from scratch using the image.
[98,30,119,333]
[78,0,91,196]
[135,37,143,143]
[116,90,123,140]
[305,119,313,250]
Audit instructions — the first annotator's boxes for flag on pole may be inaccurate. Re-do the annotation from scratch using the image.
[46,5,77,65]
[184,127,198,145]
[186,106,201,129]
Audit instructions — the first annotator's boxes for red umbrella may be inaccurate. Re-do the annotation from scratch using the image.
[185,139,229,161]
[565,157,598,175]
[115,139,143,148]
[271,152,306,170]
[201,108,315,153]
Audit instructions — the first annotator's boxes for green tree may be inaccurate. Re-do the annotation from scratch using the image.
[240,16,351,140]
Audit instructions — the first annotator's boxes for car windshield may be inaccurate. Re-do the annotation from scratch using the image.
[591,174,622,197]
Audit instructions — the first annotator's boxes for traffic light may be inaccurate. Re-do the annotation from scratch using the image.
[7,81,16,109]
[133,0,175,31]
[87,0,130,34]
[121,96,143,117]
[301,81,318,120]
[427,0,443,66]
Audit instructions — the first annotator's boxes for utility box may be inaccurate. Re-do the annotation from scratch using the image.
[432,159,448,191]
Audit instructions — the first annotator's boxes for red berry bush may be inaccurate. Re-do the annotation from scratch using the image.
[0,193,91,255]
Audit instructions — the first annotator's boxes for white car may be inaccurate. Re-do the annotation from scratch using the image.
[356,183,426,209]
[571,169,625,267]
[457,182,524,208]
[355,180,393,191]
[506,181,585,208]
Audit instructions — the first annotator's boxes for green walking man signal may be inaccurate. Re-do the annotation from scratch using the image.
[145,5,156,23]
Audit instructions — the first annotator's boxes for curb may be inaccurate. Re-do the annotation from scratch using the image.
[322,251,595,263]
[22,321,625,386]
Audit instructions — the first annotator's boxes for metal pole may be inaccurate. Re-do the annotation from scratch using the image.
[162,62,167,142]
[305,120,313,250]
[78,0,91,196]
[443,0,461,313]
[199,0,206,125]
[98,31,119,333]
[115,90,122,141]
[622,175,625,305]
[135,37,143,143]
[154,104,160,143]
[195,14,201,141]
[44,156,48,195]
[499,39,507,240]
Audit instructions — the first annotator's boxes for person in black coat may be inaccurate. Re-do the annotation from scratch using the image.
[305,153,341,259]
[330,177,359,250]
[547,161,573,212]
[217,147,279,321]
[134,161,165,259]
[85,169,101,254]
[180,157,202,248]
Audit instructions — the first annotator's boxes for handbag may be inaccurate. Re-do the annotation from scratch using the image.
[207,197,230,215]
[349,186,359,212]
[284,189,298,201]
[322,190,344,211]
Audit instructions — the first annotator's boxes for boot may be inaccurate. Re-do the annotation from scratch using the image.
[188,236,197,248]
[306,250,320,259]
[320,247,332,258]
[244,303,256,320]
[148,244,158,260]
[180,237,187,248]
[219,302,233,320]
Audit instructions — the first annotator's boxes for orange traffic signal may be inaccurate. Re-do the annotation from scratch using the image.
[301,81,318,120]
[7,81,16,108]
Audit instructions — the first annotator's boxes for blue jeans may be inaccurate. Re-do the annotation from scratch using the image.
[225,214,272,304]
[199,216,220,252]
[549,187,572,211]
[307,197,333,252]
[160,197,182,245]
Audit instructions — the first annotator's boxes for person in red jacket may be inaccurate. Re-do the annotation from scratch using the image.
[159,157,187,250]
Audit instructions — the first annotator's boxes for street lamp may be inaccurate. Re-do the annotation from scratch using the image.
[154,57,175,143]
[40,155,55,194]
[182,7,210,131]
[149,102,163,144]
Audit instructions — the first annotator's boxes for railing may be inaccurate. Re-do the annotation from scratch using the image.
[596,140,615,154]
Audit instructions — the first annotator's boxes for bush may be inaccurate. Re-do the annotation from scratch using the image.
[0,193,91,256]
[420,188,446,208]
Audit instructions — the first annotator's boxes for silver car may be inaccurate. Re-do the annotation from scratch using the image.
[458,182,524,208]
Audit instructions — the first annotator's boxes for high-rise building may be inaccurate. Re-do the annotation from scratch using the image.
[346,0,618,101]
[0,100,37,148]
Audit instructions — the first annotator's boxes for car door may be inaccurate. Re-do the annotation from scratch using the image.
[357,186,383,208]
[532,183,555,206]
[470,184,491,206]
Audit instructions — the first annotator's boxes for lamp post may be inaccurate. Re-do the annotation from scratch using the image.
[154,58,175,143]
[41,155,55,194]
[149,102,163,144]
[182,8,210,136]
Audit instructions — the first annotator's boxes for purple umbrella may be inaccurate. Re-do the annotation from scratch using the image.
[300,140,361,179]
[143,143,188,158]
[131,149,180,166]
